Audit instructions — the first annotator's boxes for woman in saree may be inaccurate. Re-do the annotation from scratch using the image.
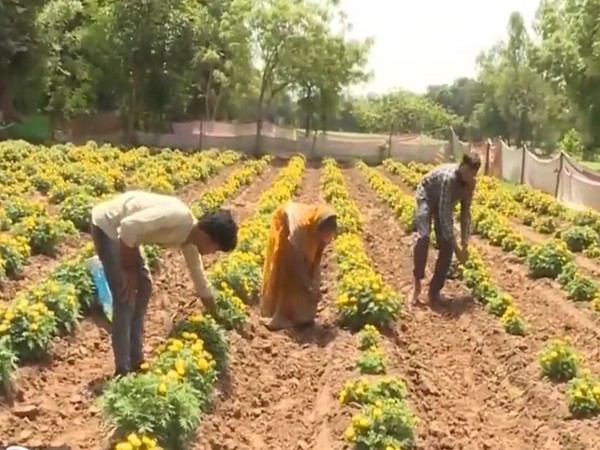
[260,202,337,331]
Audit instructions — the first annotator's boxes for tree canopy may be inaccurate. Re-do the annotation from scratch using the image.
[1,0,375,136]
[3,0,600,159]
[417,2,600,159]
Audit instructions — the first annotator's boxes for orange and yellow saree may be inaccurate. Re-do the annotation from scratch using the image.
[260,202,335,330]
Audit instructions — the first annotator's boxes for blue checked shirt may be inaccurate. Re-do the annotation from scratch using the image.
[416,164,475,245]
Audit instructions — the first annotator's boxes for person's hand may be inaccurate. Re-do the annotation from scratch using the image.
[121,269,138,304]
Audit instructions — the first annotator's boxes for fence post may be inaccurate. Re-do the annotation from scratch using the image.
[198,120,204,151]
[519,144,527,184]
[484,139,491,175]
[554,151,564,198]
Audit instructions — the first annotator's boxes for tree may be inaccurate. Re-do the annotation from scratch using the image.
[425,78,483,139]
[290,5,372,136]
[36,0,98,117]
[352,90,461,137]
[295,34,372,136]
[0,0,381,137]
[249,0,333,152]
[468,11,565,149]
[193,0,253,121]
[535,0,600,158]
[97,0,209,135]
[0,0,47,118]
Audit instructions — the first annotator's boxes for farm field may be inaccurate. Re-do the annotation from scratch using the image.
[0,142,600,450]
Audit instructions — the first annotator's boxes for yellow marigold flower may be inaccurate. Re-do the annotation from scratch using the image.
[126,433,142,448]
[343,425,355,442]
[115,443,133,450]
[175,359,186,376]
[197,358,209,371]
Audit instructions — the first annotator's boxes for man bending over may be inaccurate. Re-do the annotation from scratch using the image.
[411,153,481,307]
[91,190,238,377]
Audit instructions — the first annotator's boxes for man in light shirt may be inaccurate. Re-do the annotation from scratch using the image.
[90,190,238,377]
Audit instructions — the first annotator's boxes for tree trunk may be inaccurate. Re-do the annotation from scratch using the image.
[0,79,23,123]
[211,86,223,121]
[255,86,266,157]
[125,66,140,143]
[205,72,213,120]
[304,112,312,137]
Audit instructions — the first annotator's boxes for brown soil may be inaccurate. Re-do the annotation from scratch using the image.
[4,163,600,450]
[0,162,270,450]
[344,167,600,450]
[192,165,357,450]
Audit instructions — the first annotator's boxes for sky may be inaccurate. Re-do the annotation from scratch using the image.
[340,0,541,94]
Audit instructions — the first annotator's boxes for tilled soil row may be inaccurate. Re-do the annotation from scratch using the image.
[193,165,356,450]
[375,166,600,449]
[0,162,274,450]
[342,167,586,450]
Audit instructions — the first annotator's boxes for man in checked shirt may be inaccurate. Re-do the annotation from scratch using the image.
[411,153,481,307]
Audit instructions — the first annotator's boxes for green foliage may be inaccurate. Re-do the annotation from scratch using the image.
[561,225,599,253]
[9,0,600,156]
[6,0,373,140]
[0,337,17,392]
[101,373,202,450]
[526,241,574,279]
[353,90,461,136]
[559,128,584,158]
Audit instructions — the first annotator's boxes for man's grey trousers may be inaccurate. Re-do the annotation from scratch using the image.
[413,198,454,296]
[91,224,152,375]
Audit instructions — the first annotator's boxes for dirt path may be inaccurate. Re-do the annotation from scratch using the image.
[345,166,572,450]
[193,165,356,450]
[0,162,271,450]
[380,166,600,448]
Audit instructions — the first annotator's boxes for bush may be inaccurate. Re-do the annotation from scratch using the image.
[561,226,599,253]
[526,241,573,279]
[102,373,201,450]
[539,338,580,382]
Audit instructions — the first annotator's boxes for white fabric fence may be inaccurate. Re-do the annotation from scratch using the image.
[498,140,600,212]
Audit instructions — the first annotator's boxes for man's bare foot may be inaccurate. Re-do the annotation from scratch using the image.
[407,282,421,311]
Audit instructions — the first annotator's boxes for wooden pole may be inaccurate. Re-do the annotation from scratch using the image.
[519,144,527,184]
[198,120,204,152]
[554,151,564,198]
[484,139,491,175]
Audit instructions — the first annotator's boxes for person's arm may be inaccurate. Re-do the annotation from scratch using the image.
[285,220,314,291]
[311,244,325,278]
[118,205,187,270]
[181,244,214,307]
[460,187,474,247]
[438,173,455,244]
